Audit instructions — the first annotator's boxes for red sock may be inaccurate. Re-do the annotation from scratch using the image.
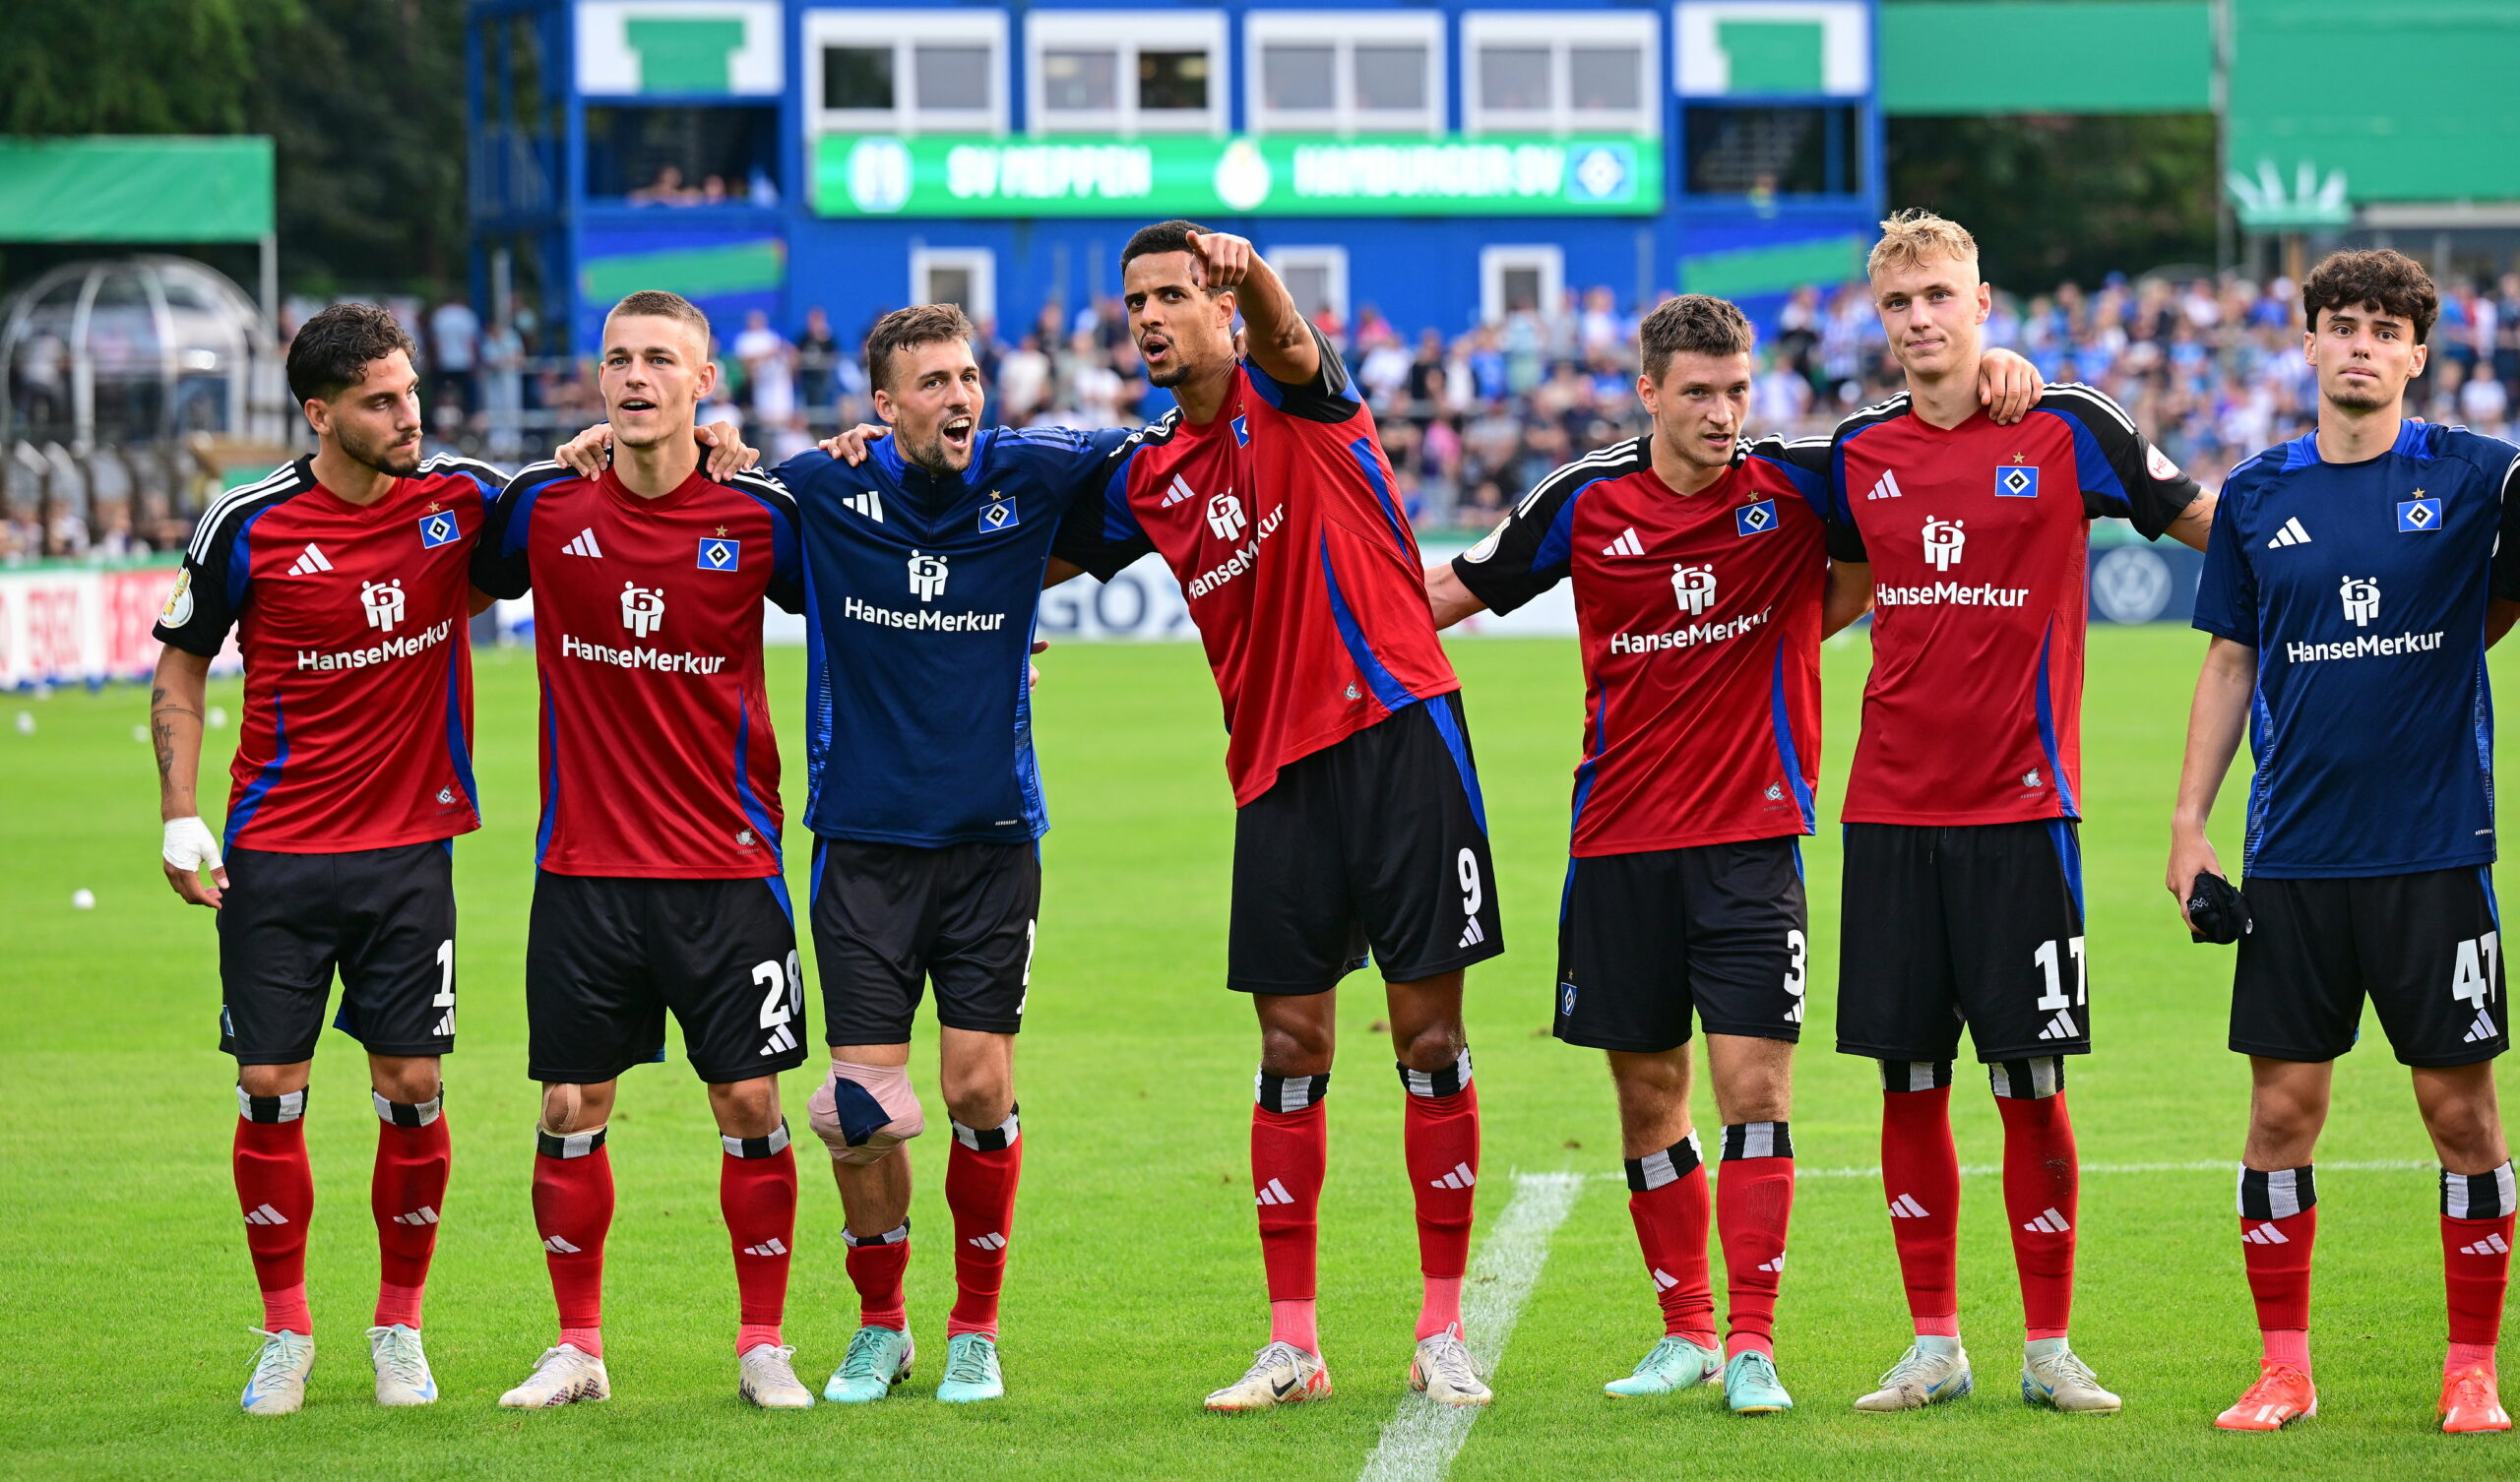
[532,1127,613,1357]
[1992,1075,2077,1340]
[946,1109,1023,1339]
[722,1125,797,1352]
[2442,1162,2515,1366]
[1401,1057,1479,1339]
[234,1088,314,1334]
[1626,1135,1716,1347]
[1879,1067,1960,1334]
[370,1090,450,1329]
[1253,1079,1328,1342]
[846,1222,911,1331]
[2238,1163,2316,1374]
[1717,1122,1796,1358]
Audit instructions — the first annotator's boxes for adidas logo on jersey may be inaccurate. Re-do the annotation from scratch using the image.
[287,543,334,576]
[847,490,885,523]
[1458,918,1486,950]
[760,1023,798,1056]
[2242,1222,2290,1246]
[2022,1205,2072,1234]
[1651,1267,1679,1291]
[1162,474,1198,509]
[244,1204,290,1226]
[1603,527,1644,558]
[1428,1162,1477,1191]
[1888,1194,1929,1219]
[969,1232,1007,1251]
[392,1206,440,1227]
[2266,517,2312,549]
[2465,1009,2500,1044]
[563,527,603,557]
[1866,470,1904,501]
[1256,1177,1296,1206]
[1756,1255,1787,1274]
[2459,1233,2511,1257]
[742,1238,789,1258]
[543,1235,582,1254]
[2038,1010,2079,1041]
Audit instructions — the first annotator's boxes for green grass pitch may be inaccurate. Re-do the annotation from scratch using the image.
[3,626,2514,1479]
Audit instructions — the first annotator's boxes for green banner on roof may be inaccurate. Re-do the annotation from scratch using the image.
[0,137,275,243]
[812,134,1662,218]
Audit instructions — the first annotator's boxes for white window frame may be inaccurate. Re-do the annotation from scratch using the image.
[1266,245,1351,326]
[1479,244,1563,325]
[1461,11,1660,137]
[805,9,1008,137]
[911,245,997,327]
[1245,12,1445,138]
[1027,11,1228,136]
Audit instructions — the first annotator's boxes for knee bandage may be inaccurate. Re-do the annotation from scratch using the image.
[809,1063,924,1164]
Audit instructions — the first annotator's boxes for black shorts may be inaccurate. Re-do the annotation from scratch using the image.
[218,840,458,1064]
[1837,820,2090,1064]
[1229,692,1503,994]
[811,837,1039,1044]
[2233,867,2507,1067]
[1555,838,1808,1053]
[526,873,806,1085]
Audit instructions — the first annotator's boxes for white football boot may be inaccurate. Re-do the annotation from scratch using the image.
[738,1343,815,1408]
[2022,1344,2121,1413]
[366,1325,438,1406]
[1410,1326,1492,1407]
[1204,1341,1333,1411]
[498,1343,611,1408]
[240,1328,314,1416]
[1855,1342,1974,1411]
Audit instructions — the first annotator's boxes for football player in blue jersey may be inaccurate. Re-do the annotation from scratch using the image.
[2170,248,2520,1434]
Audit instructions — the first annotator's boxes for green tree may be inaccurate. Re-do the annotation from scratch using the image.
[1887,113,2221,290]
[0,0,261,135]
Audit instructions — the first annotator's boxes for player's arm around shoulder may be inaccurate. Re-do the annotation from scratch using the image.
[472,461,571,599]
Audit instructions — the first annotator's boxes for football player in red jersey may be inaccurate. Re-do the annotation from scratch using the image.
[473,291,815,1411]
[1051,224,1501,1409]
[1427,295,2037,1416]
[1809,212,2214,1415]
[151,303,501,1415]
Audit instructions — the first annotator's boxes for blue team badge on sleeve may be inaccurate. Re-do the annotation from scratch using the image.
[1231,415,1249,447]
[1734,500,1778,537]
[416,510,460,548]
[979,497,1020,532]
[1995,464,2042,498]
[2398,495,2442,532]
[697,535,741,571]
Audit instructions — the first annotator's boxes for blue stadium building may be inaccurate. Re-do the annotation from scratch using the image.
[469,0,1883,352]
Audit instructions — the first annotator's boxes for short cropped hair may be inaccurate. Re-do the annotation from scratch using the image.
[1637,295,1755,384]
[285,303,415,404]
[864,302,976,393]
[605,289,712,350]
[1121,218,1220,288]
[1867,208,1980,281]
[2301,249,2439,344]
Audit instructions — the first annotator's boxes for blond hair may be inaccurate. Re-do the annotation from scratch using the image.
[1867,209,1979,281]
[605,289,713,350]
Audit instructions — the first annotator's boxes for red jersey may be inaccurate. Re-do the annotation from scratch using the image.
[154,455,495,852]
[1453,435,1829,855]
[1056,330,1458,805]
[1817,385,2200,826]
[474,462,803,879]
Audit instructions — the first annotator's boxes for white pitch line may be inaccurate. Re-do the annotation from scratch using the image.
[1354,1171,1584,1482]
[1576,1158,2434,1183]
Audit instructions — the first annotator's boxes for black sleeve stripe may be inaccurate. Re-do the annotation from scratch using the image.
[419,452,509,485]
[726,469,796,508]
[2042,382,2140,440]
[1309,324,1352,398]
[186,461,306,561]
[1514,437,1646,518]
[495,460,578,504]
[1834,391,1912,436]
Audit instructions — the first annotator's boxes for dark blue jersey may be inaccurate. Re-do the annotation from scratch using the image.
[2194,420,2520,878]
[779,425,1131,846]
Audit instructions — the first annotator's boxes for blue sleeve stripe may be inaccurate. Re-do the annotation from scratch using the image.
[534,677,561,867]
[1746,452,1832,516]
[224,508,270,614]
[2033,407,2130,516]
[1767,644,1816,834]
[2031,620,2081,818]
[1531,477,1610,576]
[731,481,802,582]
[729,691,784,871]
[1348,437,1413,557]
[1318,533,1422,718]
[222,692,286,849]
[443,643,478,815]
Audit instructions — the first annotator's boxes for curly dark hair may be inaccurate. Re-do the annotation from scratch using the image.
[864,301,975,393]
[285,302,415,404]
[1638,294,1756,383]
[2301,249,2439,344]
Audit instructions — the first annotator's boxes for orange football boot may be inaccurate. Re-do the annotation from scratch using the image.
[2215,1361,2317,1431]
[2440,1364,2512,1434]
